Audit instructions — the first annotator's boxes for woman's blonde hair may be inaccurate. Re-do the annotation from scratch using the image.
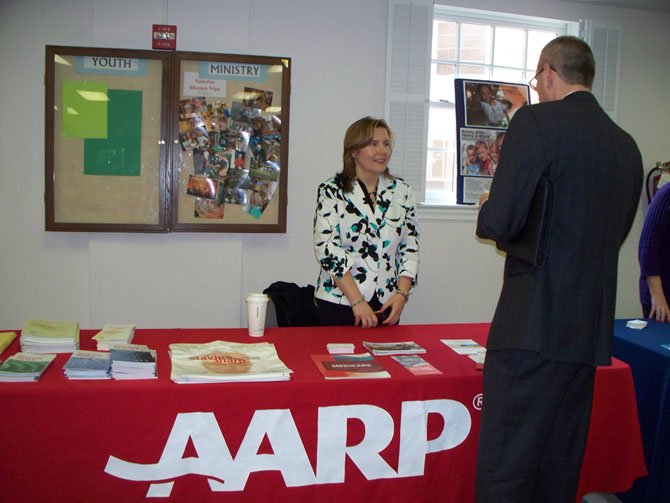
[335,116,393,192]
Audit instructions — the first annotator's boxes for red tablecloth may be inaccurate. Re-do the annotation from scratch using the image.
[0,323,646,502]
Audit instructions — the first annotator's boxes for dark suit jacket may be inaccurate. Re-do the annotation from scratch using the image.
[477,92,642,366]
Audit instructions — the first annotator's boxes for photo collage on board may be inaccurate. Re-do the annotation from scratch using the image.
[455,79,530,204]
[179,85,280,220]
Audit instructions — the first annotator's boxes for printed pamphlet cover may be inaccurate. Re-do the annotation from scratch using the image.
[441,339,486,355]
[109,343,156,363]
[169,340,292,383]
[21,319,80,340]
[64,350,112,371]
[392,355,442,376]
[0,332,17,354]
[311,352,391,379]
[64,350,112,379]
[0,352,56,381]
[108,344,156,379]
[92,324,135,341]
[362,341,426,356]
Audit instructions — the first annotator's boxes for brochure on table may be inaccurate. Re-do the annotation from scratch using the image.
[311,353,391,380]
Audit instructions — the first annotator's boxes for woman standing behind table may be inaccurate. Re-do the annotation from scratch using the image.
[313,117,419,328]
[639,181,670,321]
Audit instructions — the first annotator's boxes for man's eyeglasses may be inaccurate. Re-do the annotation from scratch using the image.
[529,66,556,91]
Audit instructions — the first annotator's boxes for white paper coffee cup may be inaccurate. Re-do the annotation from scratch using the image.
[246,293,269,337]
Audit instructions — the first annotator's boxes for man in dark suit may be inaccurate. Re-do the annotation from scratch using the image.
[475,36,642,503]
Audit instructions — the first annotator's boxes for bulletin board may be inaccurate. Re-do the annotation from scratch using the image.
[170,52,289,232]
[45,46,170,231]
[45,46,291,233]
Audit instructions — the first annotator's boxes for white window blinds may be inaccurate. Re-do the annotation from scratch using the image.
[386,0,432,200]
[581,19,622,120]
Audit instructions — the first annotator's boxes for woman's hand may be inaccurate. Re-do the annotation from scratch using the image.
[353,301,378,328]
[378,293,408,325]
[650,293,670,322]
[646,276,669,322]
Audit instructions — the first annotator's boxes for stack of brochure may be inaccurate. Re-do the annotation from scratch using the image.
[362,341,426,356]
[63,350,112,380]
[441,339,487,370]
[0,352,56,382]
[92,324,135,351]
[441,339,486,355]
[469,352,486,370]
[169,340,292,384]
[20,319,79,354]
[0,332,17,356]
[109,343,157,380]
[327,342,355,354]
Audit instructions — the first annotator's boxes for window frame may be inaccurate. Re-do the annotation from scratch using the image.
[386,1,579,213]
[427,6,578,206]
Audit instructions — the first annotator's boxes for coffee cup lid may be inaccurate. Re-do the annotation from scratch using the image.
[246,293,269,301]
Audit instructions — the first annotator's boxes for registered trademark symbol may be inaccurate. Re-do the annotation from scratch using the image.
[472,393,483,410]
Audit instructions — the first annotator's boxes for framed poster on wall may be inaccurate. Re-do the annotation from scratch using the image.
[45,46,291,233]
[454,79,530,205]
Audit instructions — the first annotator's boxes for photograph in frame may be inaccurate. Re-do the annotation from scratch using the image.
[463,80,530,128]
[454,78,531,204]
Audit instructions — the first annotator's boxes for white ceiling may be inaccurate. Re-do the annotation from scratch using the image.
[562,0,670,13]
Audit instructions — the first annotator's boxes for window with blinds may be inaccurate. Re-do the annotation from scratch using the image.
[385,3,624,206]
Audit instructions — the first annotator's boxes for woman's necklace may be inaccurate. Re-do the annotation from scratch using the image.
[356,179,378,210]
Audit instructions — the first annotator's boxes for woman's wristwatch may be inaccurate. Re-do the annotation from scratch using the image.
[396,288,410,301]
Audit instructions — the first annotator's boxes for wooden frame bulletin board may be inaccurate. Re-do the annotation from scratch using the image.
[45,45,291,233]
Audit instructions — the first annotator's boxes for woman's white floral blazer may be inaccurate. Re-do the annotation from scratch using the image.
[313,174,420,305]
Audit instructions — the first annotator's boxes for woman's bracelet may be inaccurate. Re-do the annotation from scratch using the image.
[351,297,366,307]
[396,289,410,301]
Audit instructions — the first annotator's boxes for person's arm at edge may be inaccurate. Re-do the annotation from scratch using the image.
[646,275,670,322]
[382,184,419,324]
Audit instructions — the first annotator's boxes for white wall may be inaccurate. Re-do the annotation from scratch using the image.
[0,0,668,329]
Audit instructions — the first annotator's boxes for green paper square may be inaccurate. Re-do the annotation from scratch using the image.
[62,81,108,138]
[84,89,142,176]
